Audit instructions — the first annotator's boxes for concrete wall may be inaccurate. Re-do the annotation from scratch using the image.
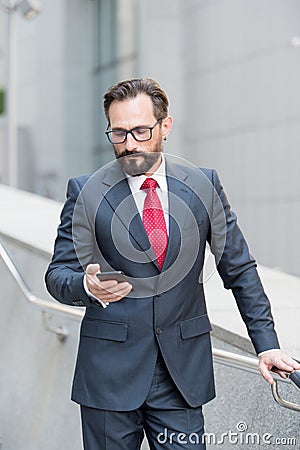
[1,0,96,199]
[0,6,6,184]
[180,0,300,276]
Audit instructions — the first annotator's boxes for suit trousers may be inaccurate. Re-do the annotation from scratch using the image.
[80,352,206,450]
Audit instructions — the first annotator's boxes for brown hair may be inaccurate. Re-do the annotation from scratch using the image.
[103,78,169,123]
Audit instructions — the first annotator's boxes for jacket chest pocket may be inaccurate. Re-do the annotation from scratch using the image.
[81,319,128,342]
[179,314,212,340]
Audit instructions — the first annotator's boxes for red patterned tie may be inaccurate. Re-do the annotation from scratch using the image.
[140,178,168,270]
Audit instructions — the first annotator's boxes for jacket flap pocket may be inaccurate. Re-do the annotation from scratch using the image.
[180,314,212,340]
[81,319,128,342]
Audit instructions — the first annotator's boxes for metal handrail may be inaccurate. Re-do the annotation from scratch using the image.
[0,240,83,319]
[271,381,300,412]
[213,348,300,411]
[213,348,292,382]
[1,240,299,411]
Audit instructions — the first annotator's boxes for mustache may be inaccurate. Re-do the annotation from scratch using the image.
[116,150,149,158]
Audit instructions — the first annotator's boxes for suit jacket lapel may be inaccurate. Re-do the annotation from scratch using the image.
[162,161,193,270]
[100,160,157,266]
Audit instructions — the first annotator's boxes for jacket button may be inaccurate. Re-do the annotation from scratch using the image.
[156,327,162,335]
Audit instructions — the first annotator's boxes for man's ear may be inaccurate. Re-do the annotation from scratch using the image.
[162,116,173,140]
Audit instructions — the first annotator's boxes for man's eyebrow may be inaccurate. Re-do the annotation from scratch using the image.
[111,124,150,131]
[110,126,127,131]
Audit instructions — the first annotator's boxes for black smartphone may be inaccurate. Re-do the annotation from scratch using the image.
[96,271,128,283]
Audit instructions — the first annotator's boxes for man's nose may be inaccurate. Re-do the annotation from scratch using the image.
[125,132,138,151]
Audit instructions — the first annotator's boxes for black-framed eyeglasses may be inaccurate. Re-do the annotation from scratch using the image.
[105,118,162,144]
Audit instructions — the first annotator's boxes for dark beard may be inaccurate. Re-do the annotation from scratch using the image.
[115,150,162,176]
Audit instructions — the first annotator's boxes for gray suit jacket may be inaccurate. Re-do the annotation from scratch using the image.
[45,157,279,410]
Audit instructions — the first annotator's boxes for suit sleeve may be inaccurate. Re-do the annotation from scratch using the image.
[45,178,94,307]
[209,169,280,354]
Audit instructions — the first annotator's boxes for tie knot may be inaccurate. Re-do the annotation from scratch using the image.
[140,178,158,191]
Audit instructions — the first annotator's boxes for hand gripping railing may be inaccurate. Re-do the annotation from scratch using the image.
[213,348,300,412]
[0,240,299,411]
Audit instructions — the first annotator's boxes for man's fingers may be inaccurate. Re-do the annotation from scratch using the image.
[259,364,274,384]
[86,263,101,275]
[98,285,132,302]
[269,354,298,372]
[271,368,288,379]
[258,350,300,385]
[85,266,132,303]
[92,280,132,302]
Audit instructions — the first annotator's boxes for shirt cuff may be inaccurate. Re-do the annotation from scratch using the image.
[83,274,109,308]
[258,348,281,357]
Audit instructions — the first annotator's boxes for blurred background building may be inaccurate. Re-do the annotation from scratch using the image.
[1,0,300,278]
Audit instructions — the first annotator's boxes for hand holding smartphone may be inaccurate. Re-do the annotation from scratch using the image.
[96,271,128,283]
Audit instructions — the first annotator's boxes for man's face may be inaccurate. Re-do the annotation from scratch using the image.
[108,94,166,176]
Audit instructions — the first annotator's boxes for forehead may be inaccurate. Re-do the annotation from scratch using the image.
[108,94,155,128]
